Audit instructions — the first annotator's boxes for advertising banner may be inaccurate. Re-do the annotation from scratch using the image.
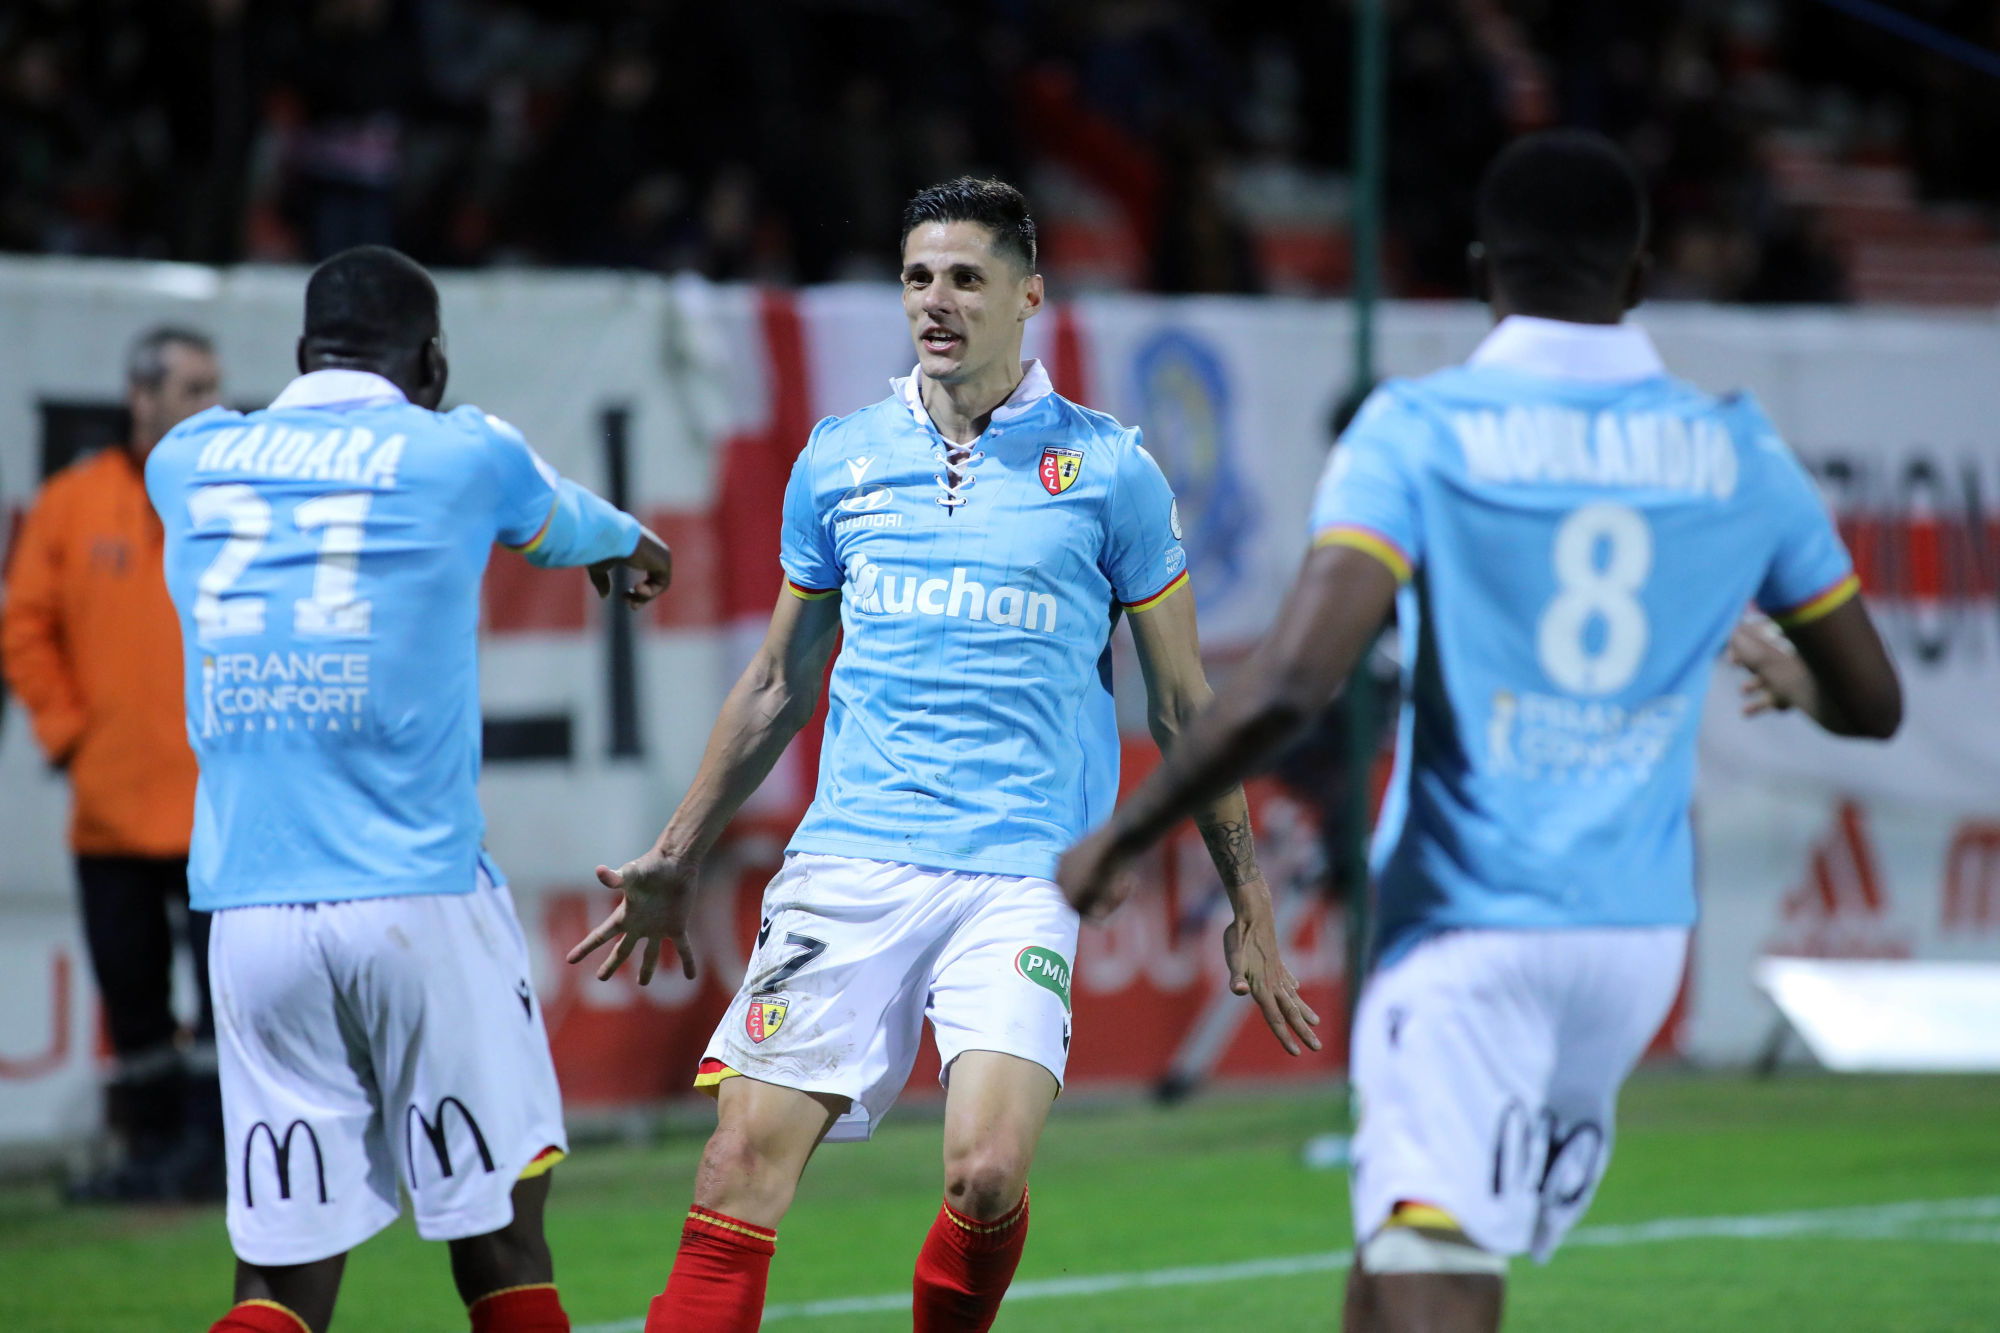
[2,259,1996,1144]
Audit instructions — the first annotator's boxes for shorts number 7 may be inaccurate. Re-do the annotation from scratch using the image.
[759,933,827,990]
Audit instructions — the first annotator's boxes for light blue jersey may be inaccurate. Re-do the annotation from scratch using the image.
[148,369,642,911]
[1312,317,1858,966]
[782,360,1187,879]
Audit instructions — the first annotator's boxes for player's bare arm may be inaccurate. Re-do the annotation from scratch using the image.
[568,583,842,984]
[1060,543,1399,925]
[1728,599,1901,738]
[587,524,674,607]
[1121,585,1321,1055]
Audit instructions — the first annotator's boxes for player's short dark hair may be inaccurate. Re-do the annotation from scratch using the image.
[302,245,440,355]
[900,177,1037,272]
[1477,130,1648,304]
[126,326,214,389]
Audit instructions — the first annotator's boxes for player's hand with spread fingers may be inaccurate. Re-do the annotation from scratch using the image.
[566,846,699,984]
[1728,614,1820,719]
[1223,876,1322,1057]
[589,526,673,607]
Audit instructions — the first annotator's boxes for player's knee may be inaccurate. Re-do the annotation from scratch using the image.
[695,1123,798,1215]
[942,1144,1030,1220]
[1358,1203,1507,1278]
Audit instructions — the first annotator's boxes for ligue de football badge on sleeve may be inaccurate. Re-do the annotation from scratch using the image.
[1039,446,1084,495]
[745,994,789,1043]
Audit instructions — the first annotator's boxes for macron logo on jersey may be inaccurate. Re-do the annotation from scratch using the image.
[1453,407,1738,500]
[845,554,1059,632]
[193,424,406,489]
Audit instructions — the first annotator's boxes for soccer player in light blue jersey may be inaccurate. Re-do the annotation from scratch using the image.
[569,178,1320,1332]
[148,247,671,1333]
[1058,133,1903,1333]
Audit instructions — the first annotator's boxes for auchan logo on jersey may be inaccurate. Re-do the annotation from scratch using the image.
[845,554,1059,632]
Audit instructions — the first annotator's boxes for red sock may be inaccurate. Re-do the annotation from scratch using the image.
[210,1301,311,1333]
[913,1188,1030,1333]
[469,1282,570,1332]
[644,1205,777,1333]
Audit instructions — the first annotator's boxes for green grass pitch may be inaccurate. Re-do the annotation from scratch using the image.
[4,1073,1997,1331]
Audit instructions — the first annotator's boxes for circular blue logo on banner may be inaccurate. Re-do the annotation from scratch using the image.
[1131,329,1255,597]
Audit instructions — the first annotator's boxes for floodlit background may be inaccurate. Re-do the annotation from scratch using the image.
[1,2,1997,1330]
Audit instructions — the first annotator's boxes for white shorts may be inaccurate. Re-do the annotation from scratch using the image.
[699,853,1078,1143]
[210,869,567,1266]
[1350,926,1687,1264]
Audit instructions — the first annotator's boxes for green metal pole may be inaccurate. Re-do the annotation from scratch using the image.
[1351,0,1386,390]
[1342,0,1387,1091]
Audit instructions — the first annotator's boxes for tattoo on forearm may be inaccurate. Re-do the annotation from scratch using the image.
[1196,816,1258,889]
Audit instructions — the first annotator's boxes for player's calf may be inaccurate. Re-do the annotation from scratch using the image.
[450,1174,569,1332]
[913,1052,1053,1333]
[646,1078,845,1333]
[211,1254,344,1333]
[1345,1202,1505,1333]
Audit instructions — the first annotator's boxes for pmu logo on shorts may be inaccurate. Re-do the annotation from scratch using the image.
[746,994,789,1043]
[243,1119,328,1206]
[1039,446,1083,496]
[1014,946,1071,1012]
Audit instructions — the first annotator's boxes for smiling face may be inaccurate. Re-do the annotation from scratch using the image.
[900,220,1042,388]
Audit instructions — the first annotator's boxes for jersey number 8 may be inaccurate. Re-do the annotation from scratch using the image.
[188,484,374,642]
[1535,503,1651,697]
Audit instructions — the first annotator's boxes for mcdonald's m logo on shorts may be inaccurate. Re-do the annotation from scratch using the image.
[243,1119,328,1207]
[405,1096,495,1186]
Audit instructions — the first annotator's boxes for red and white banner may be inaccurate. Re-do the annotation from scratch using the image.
[3,262,1997,1143]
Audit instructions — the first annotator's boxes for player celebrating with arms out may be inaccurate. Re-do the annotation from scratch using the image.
[570,177,1320,1332]
[149,246,672,1333]
[1058,132,1902,1333]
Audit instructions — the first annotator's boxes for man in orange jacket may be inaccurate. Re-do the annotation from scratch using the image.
[2,326,222,1201]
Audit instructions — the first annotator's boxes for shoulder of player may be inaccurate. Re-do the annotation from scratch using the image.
[1041,391,1130,442]
[794,398,906,482]
[142,404,242,470]
[1037,393,1145,481]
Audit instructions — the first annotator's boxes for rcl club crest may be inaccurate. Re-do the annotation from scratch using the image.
[745,994,789,1043]
[1039,446,1083,495]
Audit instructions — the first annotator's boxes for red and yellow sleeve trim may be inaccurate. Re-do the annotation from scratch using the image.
[785,578,840,601]
[231,1301,312,1333]
[694,1057,741,1096]
[503,499,559,554]
[1770,573,1860,629]
[1123,569,1189,613]
[517,1145,565,1180]
[1314,525,1413,584]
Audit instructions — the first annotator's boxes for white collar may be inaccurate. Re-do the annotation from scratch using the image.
[268,369,409,410]
[1466,315,1666,384]
[892,358,1055,433]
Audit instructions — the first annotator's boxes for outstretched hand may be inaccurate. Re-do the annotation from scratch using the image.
[565,848,699,985]
[1223,886,1322,1057]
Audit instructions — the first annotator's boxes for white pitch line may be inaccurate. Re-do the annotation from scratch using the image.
[567,1194,2000,1333]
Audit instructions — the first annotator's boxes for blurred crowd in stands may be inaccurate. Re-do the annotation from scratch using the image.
[6,0,2000,303]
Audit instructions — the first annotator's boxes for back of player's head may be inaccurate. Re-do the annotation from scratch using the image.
[302,245,440,357]
[901,177,1038,273]
[1477,131,1649,312]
